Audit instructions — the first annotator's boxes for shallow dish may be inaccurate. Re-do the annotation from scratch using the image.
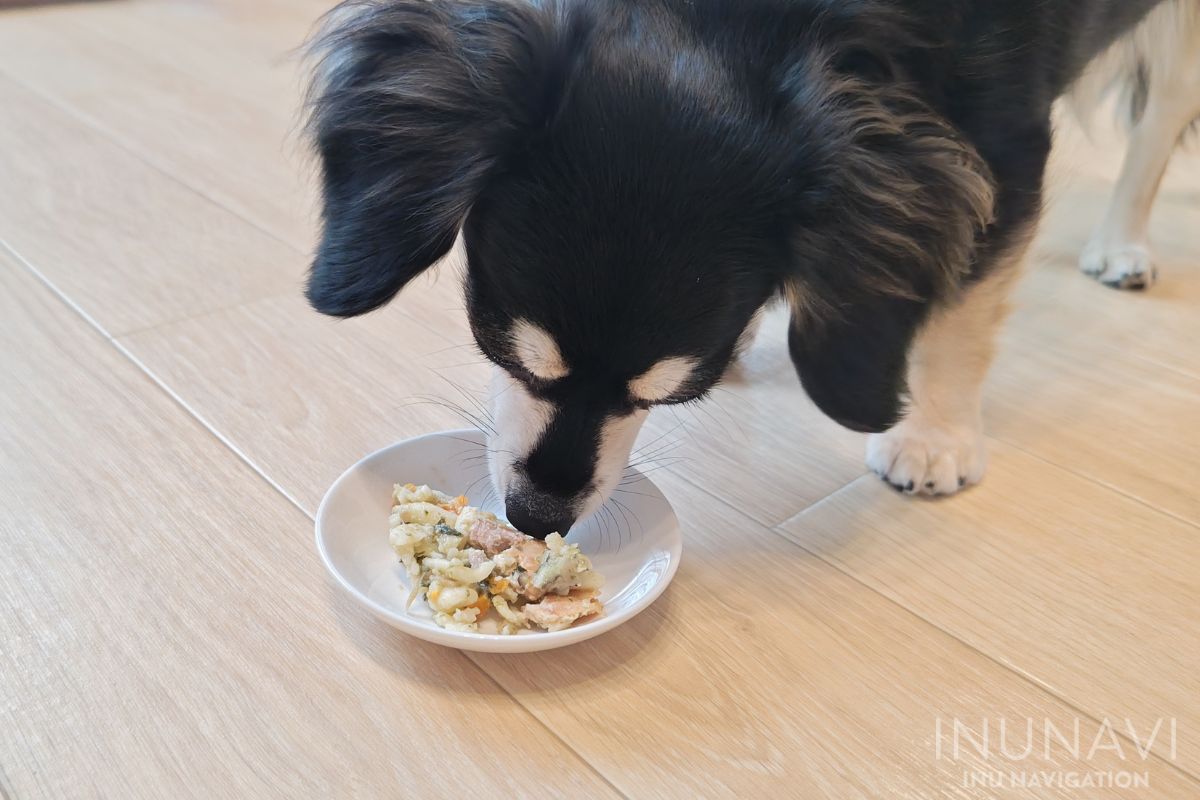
[315,429,682,653]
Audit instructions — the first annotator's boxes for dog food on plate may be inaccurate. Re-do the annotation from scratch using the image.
[389,483,604,634]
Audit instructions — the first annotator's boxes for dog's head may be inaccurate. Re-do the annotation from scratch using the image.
[304,0,994,535]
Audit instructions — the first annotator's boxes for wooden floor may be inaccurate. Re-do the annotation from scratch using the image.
[2,2,1198,798]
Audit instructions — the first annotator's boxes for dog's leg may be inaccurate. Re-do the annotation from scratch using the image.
[1079,14,1200,289]
[866,237,1029,495]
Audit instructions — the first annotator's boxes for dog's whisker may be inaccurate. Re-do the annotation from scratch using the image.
[490,377,521,402]
[617,472,653,488]
[613,486,663,501]
[480,484,499,512]
[461,473,493,500]
[599,504,618,552]
[439,358,493,369]
[626,435,687,471]
[597,506,614,551]
[437,375,497,429]
[610,500,631,553]
[458,447,510,463]
[607,503,626,553]
[610,495,643,550]
[618,462,678,485]
[668,407,701,448]
[623,455,691,477]
[689,399,738,443]
[700,389,749,441]
[624,455,691,470]
[611,495,642,527]
[629,435,684,466]
[630,423,682,460]
[626,449,688,471]
[419,340,477,359]
[423,386,496,431]
[402,396,496,436]
[440,434,496,452]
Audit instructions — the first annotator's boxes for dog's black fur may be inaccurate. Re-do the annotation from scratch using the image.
[304,0,1163,532]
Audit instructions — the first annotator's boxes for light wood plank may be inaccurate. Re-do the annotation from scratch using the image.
[4,2,1199,796]
[119,283,489,513]
[985,319,1200,524]
[1006,246,1200,383]
[1025,115,1200,381]
[0,255,617,799]
[118,293,1198,796]
[0,75,302,335]
[778,441,1200,775]
[478,471,1196,798]
[0,3,316,247]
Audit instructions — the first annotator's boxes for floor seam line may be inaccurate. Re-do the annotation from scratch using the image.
[991,435,1200,532]
[0,61,308,257]
[3,236,629,795]
[666,465,1198,778]
[768,519,1200,786]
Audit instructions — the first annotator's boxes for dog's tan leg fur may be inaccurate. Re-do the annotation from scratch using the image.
[1077,0,1200,288]
[866,232,1031,495]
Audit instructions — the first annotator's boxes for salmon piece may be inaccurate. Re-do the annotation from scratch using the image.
[523,591,602,631]
[464,517,529,556]
[506,538,547,572]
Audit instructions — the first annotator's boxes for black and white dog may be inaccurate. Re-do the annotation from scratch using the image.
[304,0,1200,536]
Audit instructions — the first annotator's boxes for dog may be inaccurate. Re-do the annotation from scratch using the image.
[302,0,1200,537]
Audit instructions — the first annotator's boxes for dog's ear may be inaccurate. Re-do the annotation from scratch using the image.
[774,17,995,432]
[787,293,929,433]
[303,0,561,317]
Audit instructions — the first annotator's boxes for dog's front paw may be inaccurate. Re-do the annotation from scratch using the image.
[1079,240,1157,290]
[866,417,987,496]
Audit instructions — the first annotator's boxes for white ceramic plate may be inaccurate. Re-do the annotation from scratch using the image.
[315,429,682,653]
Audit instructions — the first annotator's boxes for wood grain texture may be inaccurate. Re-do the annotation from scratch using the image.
[1006,245,1200,382]
[0,75,302,335]
[778,440,1200,774]
[986,323,1200,524]
[2,0,1199,796]
[476,471,1198,798]
[120,280,489,513]
[115,299,1200,796]
[0,3,317,248]
[0,257,617,800]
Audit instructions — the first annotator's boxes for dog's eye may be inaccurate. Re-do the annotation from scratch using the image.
[504,362,557,394]
[630,391,700,411]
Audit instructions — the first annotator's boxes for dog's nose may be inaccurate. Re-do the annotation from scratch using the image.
[504,493,575,539]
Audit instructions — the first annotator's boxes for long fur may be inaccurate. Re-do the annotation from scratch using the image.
[302,0,1177,531]
[304,0,564,316]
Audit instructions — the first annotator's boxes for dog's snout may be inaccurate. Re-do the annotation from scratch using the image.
[504,492,576,539]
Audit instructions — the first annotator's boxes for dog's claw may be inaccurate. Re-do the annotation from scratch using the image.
[1080,242,1157,290]
[866,417,986,497]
